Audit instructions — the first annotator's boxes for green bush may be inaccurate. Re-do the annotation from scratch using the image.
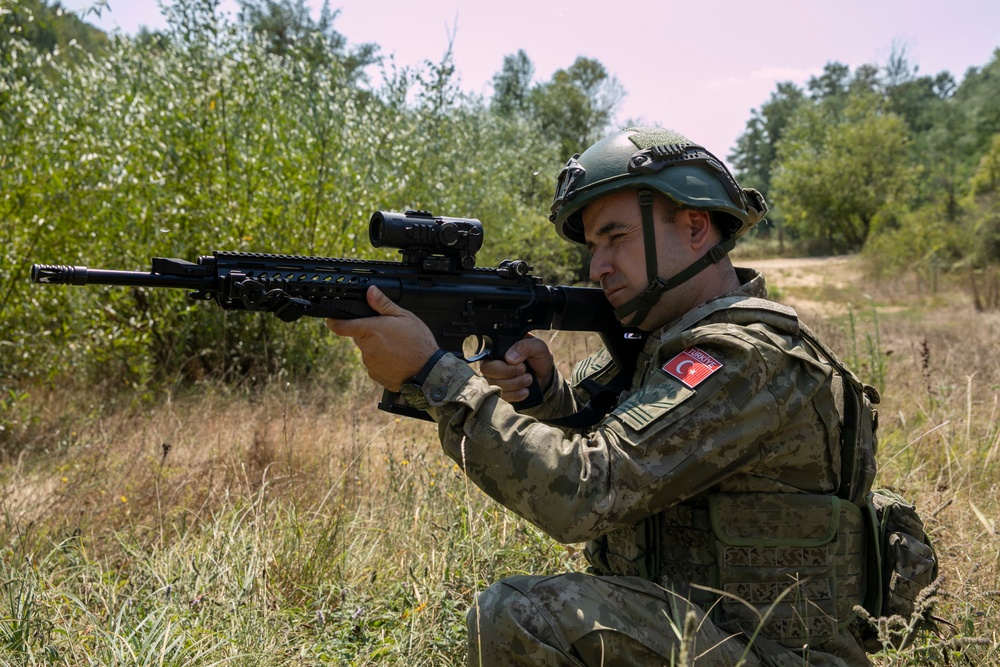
[0,0,567,401]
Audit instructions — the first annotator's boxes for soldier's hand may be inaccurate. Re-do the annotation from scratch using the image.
[481,335,554,404]
[326,285,439,392]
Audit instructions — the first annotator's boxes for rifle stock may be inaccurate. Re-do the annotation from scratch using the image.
[31,210,646,421]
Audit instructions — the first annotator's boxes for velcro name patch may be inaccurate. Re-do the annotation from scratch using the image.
[662,347,722,388]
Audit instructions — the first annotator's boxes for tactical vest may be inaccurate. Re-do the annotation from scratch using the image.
[579,296,878,648]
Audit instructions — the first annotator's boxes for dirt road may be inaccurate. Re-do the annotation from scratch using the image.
[739,256,861,290]
[734,255,864,317]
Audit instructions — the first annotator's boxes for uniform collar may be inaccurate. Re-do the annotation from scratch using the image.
[648,267,769,339]
[733,267,768,299]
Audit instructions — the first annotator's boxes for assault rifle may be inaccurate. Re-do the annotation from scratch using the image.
[31,210,645,422]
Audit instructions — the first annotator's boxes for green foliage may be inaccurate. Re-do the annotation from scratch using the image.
[862,199,961,290]
[734,46,1000,279]
[236,0,378,81]
[969,132,1000,197]
[727,81,805,206]
[862,133,1000,296]
[0,0,110,59]
[951,49,1000,169]
[490,52,624,162]
[0,0,581,401]
[965,133,1000,275]
[530,57,625,162]
[489,49,534,117]
[773,92,917,252]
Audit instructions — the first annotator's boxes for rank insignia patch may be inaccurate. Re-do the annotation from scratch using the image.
[662,347,722,388]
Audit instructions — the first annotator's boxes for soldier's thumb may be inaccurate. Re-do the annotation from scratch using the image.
[366,285,403,316]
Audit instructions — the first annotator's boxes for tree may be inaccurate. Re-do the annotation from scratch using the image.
[966,133,1000,266]
[0,0,110,60]
[487,53,626,161]
[236,0,377,82]
[490,49,534,117]
[878,50,959,216]
[951,49,1000,175]
[773,92,917,252]
[877,44,955,135]
[530,57,625,160]
[807,62,851,102]
[729,81,805,199]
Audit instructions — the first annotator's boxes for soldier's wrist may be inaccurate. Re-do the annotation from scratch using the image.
[409,349,447,387]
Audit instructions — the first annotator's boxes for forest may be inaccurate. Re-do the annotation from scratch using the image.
[1,0,998,664]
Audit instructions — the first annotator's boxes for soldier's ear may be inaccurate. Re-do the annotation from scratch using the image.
[685,210,713,249]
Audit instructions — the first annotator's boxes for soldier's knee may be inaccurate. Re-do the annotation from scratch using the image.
[466,579,559,664]
[466,580,515,645]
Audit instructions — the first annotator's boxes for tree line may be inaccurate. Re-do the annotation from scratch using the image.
[2,0,999,433]
[728,49,1000,289]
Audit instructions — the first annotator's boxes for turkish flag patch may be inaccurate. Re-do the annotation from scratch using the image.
[662,347,723,388]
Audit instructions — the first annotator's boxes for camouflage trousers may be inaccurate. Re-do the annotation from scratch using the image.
[466,572,868,667]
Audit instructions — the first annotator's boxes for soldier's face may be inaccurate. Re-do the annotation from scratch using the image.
[582,190,699,329]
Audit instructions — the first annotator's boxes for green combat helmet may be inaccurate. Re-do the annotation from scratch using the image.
[549,127,768,327]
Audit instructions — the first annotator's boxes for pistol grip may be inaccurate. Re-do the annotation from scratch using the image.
[510,366,545,411]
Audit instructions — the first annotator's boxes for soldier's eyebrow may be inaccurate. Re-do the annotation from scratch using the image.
[585,220,631,251]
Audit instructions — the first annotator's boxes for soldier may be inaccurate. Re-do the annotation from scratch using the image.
[327,127,877,666]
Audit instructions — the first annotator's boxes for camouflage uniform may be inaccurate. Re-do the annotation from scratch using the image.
[416,269,872,666]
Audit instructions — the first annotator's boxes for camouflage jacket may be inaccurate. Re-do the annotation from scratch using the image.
[421,269,843,537]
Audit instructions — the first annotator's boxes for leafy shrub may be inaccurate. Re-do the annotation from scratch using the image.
[1,0,566,399]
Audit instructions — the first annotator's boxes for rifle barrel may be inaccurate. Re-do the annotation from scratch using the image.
[31,264,213,290]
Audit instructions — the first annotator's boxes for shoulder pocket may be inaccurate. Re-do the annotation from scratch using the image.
[571,347,616,387]
[610,373,694,433]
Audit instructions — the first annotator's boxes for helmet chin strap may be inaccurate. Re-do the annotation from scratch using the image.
[613,190,737,328]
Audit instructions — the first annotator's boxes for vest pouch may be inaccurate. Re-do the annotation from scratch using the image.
[859,488,939,652]
[708,493,866,648]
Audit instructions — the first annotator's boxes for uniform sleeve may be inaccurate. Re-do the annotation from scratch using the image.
[514,367,581,421]
[516,345,623,422]
[420,330,809,544]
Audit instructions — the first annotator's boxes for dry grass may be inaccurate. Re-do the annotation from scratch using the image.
[0,255,998,664]
[748,255,1000,663]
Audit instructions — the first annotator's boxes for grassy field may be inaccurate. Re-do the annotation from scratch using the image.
[1,255,998,665]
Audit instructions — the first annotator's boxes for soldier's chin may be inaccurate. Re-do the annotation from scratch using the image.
[619,307,663,332]
[618,310,646,330]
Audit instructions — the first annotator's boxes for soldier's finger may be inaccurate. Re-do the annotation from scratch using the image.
[481,358,526,381]
[366,285,407,317]
[490,373,532,394]
[326,316,364,338]
[503,335,549,365]
[501,386,531,403]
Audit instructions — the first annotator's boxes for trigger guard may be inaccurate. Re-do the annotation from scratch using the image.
[461,335,494,363]
[464,349,490,363]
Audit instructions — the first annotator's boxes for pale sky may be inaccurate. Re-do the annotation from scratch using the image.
[60,0,1000,159]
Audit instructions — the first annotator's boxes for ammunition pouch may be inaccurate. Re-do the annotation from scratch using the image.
[593,492,867,648]
[704,493,867,647]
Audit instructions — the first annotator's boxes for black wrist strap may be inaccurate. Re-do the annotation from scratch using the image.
[410,349,447,386]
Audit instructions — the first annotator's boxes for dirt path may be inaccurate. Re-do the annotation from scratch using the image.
[735,255,864,317]
[741,256,861,289]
